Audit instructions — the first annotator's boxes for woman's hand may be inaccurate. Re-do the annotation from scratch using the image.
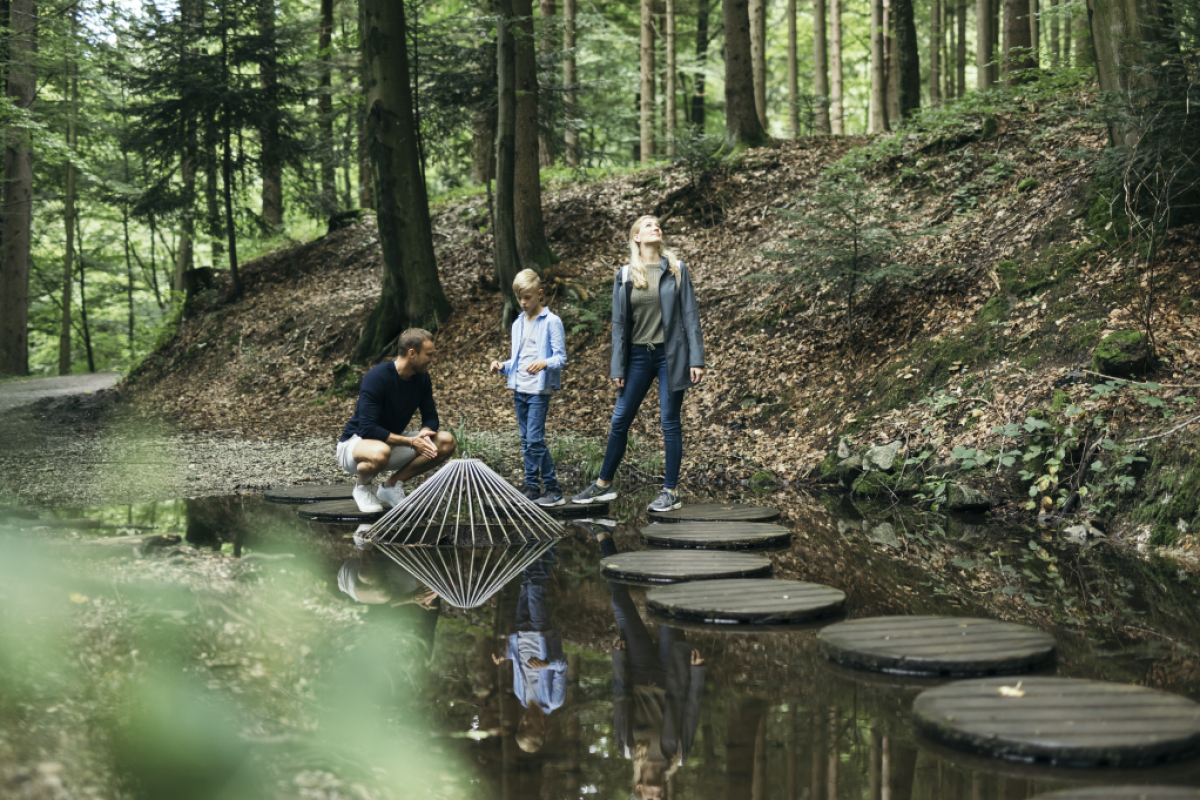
[690,367,704,385]
[690,649,705,666]
[613,377,625,389]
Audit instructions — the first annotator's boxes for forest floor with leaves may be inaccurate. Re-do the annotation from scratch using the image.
[118,93,1200,550]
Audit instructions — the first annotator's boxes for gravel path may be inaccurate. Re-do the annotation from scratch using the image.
[0,389,350,508]
[0,372,122,415]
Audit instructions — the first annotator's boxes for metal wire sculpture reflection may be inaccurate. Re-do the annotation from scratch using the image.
[374,540,557,609]
[367,458,565,545]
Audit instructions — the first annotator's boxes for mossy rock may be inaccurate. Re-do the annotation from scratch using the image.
[1091,330,1154,379]
[327,208,367,234]
[328,363,363,397]
[1129,442,1200,546]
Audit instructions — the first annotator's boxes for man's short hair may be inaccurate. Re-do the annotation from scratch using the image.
[513,269,541,295]
[397,328,434,356]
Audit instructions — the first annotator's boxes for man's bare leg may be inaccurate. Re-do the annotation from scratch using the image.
[350,439,392,486]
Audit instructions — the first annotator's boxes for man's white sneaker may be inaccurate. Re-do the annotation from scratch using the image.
[376,482,405,508]
[352,484,384,513]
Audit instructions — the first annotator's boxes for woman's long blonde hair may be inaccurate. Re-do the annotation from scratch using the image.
[628,215,681,290]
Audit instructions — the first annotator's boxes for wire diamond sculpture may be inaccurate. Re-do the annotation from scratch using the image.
[374,540,557,609]
[367,458,565,546]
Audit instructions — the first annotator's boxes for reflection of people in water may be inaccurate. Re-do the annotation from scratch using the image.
[596,533,705,800]
[492,545,566,753]
[337,556,439,609]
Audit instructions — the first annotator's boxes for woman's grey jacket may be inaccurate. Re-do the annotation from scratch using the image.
[609,256,705,393]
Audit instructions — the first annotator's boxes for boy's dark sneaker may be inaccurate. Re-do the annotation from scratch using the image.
[521,486,541,501]
[647,489,681,513]
[571,481,617,504]
[535,489,565,507]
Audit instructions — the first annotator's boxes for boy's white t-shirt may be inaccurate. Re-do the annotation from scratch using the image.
[515,317,550,395]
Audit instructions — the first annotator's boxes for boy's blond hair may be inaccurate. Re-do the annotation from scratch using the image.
[513,269,542,295]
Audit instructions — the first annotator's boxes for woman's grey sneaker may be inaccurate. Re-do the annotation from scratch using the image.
[571,481,617,504]
[648,489,681,512]
[535,489,565,507]
[352,484,384,513]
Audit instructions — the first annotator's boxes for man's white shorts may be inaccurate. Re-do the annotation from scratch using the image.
[336,433,419,477]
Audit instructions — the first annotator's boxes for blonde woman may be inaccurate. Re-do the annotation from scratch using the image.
[572,216,705,512]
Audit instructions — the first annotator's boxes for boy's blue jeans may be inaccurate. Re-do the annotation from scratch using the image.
[599,344,684,489]
[515,392,558,492]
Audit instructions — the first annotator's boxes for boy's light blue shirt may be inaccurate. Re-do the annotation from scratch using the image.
[500,307,567,392]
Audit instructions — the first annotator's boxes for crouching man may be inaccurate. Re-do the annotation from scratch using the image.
[337,328,457,512]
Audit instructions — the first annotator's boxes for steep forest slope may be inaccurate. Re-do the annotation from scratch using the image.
[123,97,1200,545]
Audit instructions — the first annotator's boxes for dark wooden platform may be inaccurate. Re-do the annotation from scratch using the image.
[650,503,781,523]
[913,677,1200,768]
[1029,788,1200,800]
[641,522,791,550]
[265,483,355,504]
[818,616,1057,677]
[647,578,843,624]
[548,501,609,518]
[297,500,386,523]
[600,551,772,585]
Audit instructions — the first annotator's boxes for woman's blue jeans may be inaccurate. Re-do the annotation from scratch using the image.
[599,344,684,489]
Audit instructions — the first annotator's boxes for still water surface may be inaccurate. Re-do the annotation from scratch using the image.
[49,489,1200,799]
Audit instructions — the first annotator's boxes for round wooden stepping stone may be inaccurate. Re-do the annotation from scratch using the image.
[265,484,354,504]
[819,616,1056,677]
[547,501,609,518]
[297,500,385,523]
[913,677,1200,768]
[600,551,771,585]
[1029,788,1200,800]
[641,522,791,550]
[651,503,780,523]
[647,578,843,624]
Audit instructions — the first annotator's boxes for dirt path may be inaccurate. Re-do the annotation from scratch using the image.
[0,372,122,415]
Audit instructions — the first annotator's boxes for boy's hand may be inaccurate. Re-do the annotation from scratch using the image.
[490,360,504,373]
[527,657,550,669]
[492,653,510,664]
[525,360,548,375]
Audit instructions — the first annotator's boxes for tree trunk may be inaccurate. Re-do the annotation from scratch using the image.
[514,0,552,272]
[356,4,373,210]
[893,0,920,117]
[220,17,243,299]
[992,0,1002,71]
[693,0,709,131]
[946,5,956,97]
[749,0,767,130]
[977,0,994,85]
[563,0,578,164]
[260,0,283,227]
[1029,0,1039,65]
[930,0,942,106]
[59,14,78,376]
[956,0,967,96]
[813,0,831,133]
[493,0,522,327]
[885,0,901,124]
[1073,3,1093,68]
[830,0,843,133]
[1086,0,1162,95]
[538,0,556,167]
[640,0,655,162]
[122,205,135,357]
[725,0,769,147]
[76,222,94,374]
[1049,0,1059,66]
[666,0,677,153]
[1062,0,1071,62]
[175,0,198,294]
[0,0,34,376]
[206,131,224,267]
[869,0,888,130]
[357,0,452,358]
[318,0,337,214]
[788,0,800,135]
[472,0,498,184]
[1002,0,1035,85]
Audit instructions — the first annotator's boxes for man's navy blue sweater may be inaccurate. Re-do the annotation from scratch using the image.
[339,361,439,443]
